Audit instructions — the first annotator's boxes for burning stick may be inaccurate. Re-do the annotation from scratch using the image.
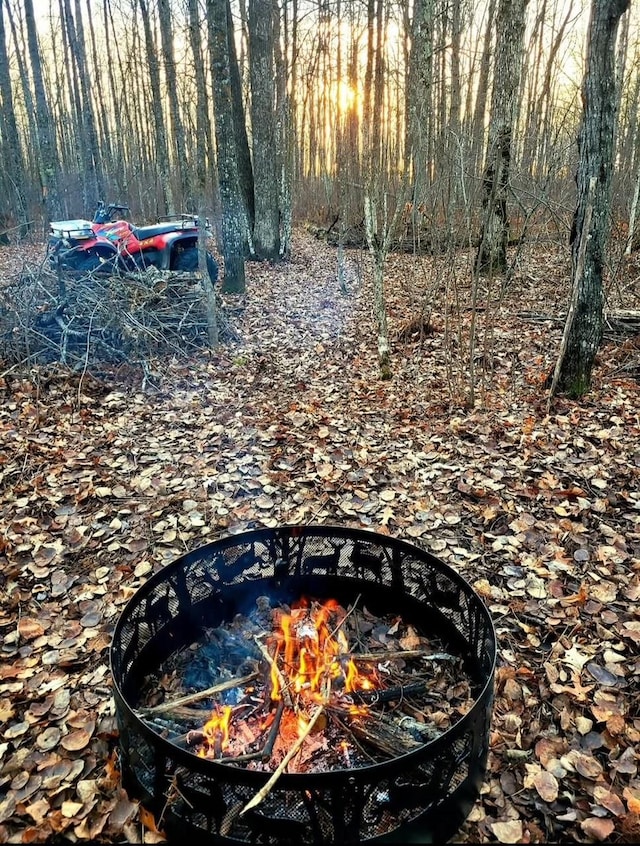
[239,703,327,816]
[254,635,294,710]
[327,593,361,641]
[350,678,437,705]
[261,700,285,762]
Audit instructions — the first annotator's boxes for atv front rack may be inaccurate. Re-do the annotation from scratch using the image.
[49,220,94,241]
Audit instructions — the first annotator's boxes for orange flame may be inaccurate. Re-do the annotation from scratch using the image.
[272,599,377,703]
[197,598,379,757]
[198,705,232,757]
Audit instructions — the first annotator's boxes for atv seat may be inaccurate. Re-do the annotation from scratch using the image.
[133,222,192,239]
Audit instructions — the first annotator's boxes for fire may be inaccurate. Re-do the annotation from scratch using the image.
[271,599,376,703]
[345,658,374,693]
[197,598,380,762]
[198,705,232,757]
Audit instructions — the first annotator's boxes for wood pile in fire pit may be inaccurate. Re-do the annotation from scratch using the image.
[135,595,476,776]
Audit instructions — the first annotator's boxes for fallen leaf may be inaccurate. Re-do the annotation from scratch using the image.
[574,751,604,780]
[36,726,63,751]
[593,786,626,816]
[580,817,615,840]
[18,618,46,641]
[562,645,592,671]
[61,800,84,818]
[533,770,559,803]
[4,720,29,739]
[61,727,93,751]
[491,819,523,843]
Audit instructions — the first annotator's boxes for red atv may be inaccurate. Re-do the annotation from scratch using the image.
[47,201,218,283]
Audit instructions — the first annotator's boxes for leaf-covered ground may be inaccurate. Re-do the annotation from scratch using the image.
[0,232,639,843]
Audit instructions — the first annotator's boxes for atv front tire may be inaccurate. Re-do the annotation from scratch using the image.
[66,251,110,274]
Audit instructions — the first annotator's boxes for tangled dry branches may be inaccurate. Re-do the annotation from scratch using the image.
[0,263,236,375]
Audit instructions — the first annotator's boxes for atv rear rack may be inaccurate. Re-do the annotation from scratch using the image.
[156,213,210,229]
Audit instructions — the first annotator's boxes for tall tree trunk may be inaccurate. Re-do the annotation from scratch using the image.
[539,8,573,177]
[158,0,192,209]
[23,0,62,224]
[0,0,28,230]
[274,0,294,257]
[449,0,462,140]
[248,0,280,259]
[188,0,218,345]
[405,0,435,239]
[138,0,174,213]
[5,2,39,205]
[470,0,496,176]
[362,0,402,380]
[86,0,112,178]
[207,0,249,292]
[476,0,529,274]
[227,0,255,236]
[187,0,215,184]
[102,0,134,201]
[61,0,104,208]
[552,0,630,398]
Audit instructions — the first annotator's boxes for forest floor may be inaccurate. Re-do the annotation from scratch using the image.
[0,230,639,844]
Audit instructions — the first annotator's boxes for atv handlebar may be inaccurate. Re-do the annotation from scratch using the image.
[93,201,130,224]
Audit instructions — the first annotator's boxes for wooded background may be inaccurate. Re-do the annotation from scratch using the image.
[0,0,638,252]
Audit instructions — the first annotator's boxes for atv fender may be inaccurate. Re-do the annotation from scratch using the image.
[162,232,199,270]
[76,241,117,258]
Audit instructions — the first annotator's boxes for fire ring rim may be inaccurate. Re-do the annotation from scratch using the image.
[110,524,497,788]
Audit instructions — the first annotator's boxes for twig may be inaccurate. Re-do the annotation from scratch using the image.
[254,636,293,709]
[137,672,258,716]
[327,593,361,641]
[349,679,437,705]
[239,703,326,816]
[261,699,285,762]
[76,302,99,407]
[347,650,456,663]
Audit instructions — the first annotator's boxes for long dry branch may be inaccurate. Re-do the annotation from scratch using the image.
[240,703,326,816]
[348,649,456,663]
[138,671,259,716]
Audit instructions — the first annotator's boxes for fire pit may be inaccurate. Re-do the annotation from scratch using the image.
[111,525,496,843]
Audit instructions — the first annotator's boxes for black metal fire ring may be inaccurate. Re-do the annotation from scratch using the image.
[110,524,497,844]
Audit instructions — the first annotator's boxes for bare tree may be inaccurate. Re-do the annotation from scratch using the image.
[158,0,192,208]
[405,0,435,210]
[550,0,630,399]
[188,0,218,346]
[0,0,28,231]
[23,0,63,223]
[476,0,529,274]
[362,0,404,380]
[227,0,255,236]
[274,0,294,258]
[207,0,250,292]
[61,0,104,208]
[138,0,174,213]
[187,0,215,184]
[248,0,280,259]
